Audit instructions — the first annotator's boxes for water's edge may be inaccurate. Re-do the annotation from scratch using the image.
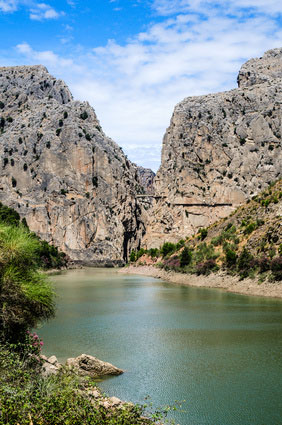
[120,265,282,299]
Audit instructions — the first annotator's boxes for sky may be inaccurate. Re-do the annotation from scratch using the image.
[1,1,282,171]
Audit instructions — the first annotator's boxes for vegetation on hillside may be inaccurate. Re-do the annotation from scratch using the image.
[129,180,282,282]
[0,202,67,270]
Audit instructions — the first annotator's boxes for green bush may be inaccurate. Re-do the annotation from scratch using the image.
[136,248,146,260]
[0,224,55,342]
[160,242,176,257]
[237,248,254,278]
[130,250,136,262]
[225,248,237,268]
[198,228,208,240]
[180,246,192,267]
[148,248,159,258]
[244,222,257,235]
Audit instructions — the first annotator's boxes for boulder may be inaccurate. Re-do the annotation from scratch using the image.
[65,354,124,378]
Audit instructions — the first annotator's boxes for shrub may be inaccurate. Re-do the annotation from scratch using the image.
[148,248,159,258]
[270,257,282,281]
[160,242,176,257]
[136,248,145,260]
[196,259,218,275]
[129,250,136,262]
[56,128,61,136]
[63,111,68,119]
[11,177,17,187]
[0,101,4,109]
[58,119,63,127]
[237,248,254,278]
[257,256,271,273]
[225,248,237,268]
[198,228,208,240]
[92,176,98,187]
[0,224,55,342]
[85,133,91,141]
[180,246,192,267]
[80,111,88,120]
[244,222,257,235]
[163,255,180,269]
[176,239,185,250]
[0,202,21,226]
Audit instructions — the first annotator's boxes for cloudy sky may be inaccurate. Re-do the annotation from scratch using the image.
[1,0,282,171]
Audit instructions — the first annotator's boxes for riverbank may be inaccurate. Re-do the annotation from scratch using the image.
[120,265,282,299]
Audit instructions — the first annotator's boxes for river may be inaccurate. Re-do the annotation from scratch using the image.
[38,268,282,425]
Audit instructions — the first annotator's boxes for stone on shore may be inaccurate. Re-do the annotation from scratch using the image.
[65,354,124,378]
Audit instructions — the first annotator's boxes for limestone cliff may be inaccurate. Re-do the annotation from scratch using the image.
[0,65,145,264]
[143,48,282,248]
[137,166,155,195]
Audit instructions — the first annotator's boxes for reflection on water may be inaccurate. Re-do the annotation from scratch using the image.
[39,268,282,425]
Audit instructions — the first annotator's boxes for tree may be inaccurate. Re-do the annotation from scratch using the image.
[180,246,192,267]
[129,250,136,262]
[160,242,176,257]
[0,224,55,342]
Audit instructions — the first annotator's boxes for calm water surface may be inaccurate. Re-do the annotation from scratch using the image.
[39,268,282,425]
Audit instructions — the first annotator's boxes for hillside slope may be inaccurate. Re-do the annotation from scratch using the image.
[132,180,282,283]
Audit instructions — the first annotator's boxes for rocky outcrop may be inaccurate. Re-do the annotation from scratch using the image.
[137,166,155,195]
[0,65,146,264]
[41,353,123,378]
[143,48,282,248]
[65,354,123,378]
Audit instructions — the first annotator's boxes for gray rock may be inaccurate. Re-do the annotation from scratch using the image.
[0,65,146,264]
[48,355,59,365]
[137,166,155,195]
[143,48,282,247]
[42,361,60,377]
[65,354,123,378]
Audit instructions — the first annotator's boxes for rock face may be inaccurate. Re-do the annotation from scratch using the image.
[137,166,155,195]
[143,48,282,248]
[65,354,123,378]
[0,65,146,264]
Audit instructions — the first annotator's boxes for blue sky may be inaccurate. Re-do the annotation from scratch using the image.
[1,0,282,171]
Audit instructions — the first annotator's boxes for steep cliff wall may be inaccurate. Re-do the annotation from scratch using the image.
[0,65,146,264]
[143,48,282,248]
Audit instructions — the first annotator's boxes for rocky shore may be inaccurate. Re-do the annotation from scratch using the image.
[120,265,282,299]
[41,353,129,411]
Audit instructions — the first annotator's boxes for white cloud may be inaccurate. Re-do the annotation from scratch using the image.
[12,0,282,171]
[29,2,62,20]
[16,42,80,69]
[0,0,63,20]
[0,0,19,12]
[152,0,282,16]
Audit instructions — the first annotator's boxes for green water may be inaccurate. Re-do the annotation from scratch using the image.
[39,268,282,425]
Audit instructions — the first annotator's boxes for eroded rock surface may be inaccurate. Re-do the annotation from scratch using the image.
[143,48,282,248]
[137,166,155,195]
[65,354,123,378]
[0,65,146,264]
